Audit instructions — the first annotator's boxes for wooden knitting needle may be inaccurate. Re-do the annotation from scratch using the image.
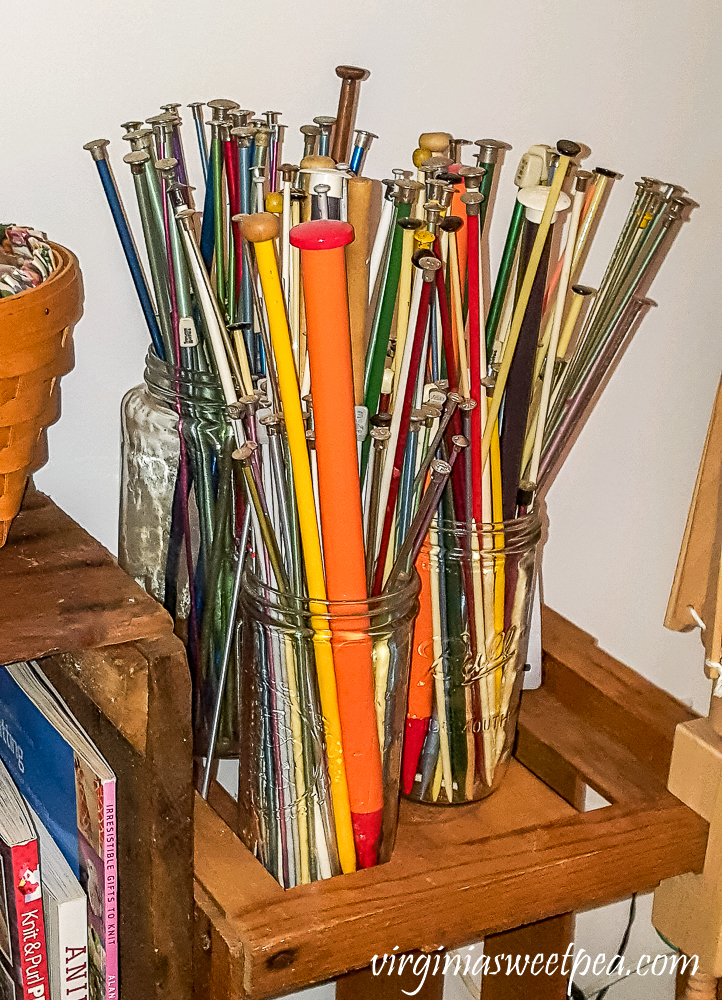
[347,175,373,403]
[331,66,370,164]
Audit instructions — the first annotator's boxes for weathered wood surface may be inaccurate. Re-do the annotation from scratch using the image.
[193,608,708,1000]
[482,914,575,1000]
[0,485,172,664]
[42,634,194,1000]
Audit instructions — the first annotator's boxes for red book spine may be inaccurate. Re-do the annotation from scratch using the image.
[11,840,49,1000]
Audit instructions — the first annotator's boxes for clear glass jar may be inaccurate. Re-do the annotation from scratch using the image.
[402,511,541,804]
[238,568,420,888]
[119,350,239,756]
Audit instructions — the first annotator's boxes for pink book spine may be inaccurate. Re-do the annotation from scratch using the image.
[11,840,49,1000]
[102,781,118,1000]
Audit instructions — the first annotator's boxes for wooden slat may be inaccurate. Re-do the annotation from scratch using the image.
[42,634,194,1000]
[541,606,696,779]
[518,688,664,804]
[0,486,172,664]
[482,913,574,1000]
[193,758,707,999]
[337,952,444,1000]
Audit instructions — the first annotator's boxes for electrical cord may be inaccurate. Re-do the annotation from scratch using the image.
[461,894,640,1000]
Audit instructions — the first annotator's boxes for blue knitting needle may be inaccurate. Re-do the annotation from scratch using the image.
[83,138,165,360]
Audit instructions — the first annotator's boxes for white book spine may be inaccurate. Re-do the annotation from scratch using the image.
[47,895,88,1000]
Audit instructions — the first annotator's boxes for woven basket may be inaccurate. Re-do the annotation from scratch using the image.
[0,244,83,545]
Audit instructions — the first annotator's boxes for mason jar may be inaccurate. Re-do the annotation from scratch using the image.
[237,568,420,887]
[119,350,240,756]
[402,511,542,804]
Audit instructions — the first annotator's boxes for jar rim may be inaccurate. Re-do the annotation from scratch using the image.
[144,348,226,399]
[241,565,421,616]
[435,509,542,533]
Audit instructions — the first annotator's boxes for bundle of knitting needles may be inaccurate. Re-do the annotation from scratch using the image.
[85,65,696,884]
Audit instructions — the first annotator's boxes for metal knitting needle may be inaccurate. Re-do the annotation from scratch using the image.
[349,130,377,176]
[412,392,461,492]
[314,117,336,158]
[538,297,655,489]
[314,184,330,220]
[385,443,466,594]
[200,501,252,799]
[235,442,288,588]
[161,105,193,208]
[449,138,472,164]
[83,138,165,359]
[364,413,392,586]
[301,124,320,158]
[122,128,155,153]
[480,140,580,472]
[188,103,209,182]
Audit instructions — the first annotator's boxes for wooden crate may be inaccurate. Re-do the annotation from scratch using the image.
[0,488,709,1000]
[192,607,709,1000]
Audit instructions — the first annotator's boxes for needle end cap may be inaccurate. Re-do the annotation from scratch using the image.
[556,139,582,158]
[290,219,354,250]
[239,212,280,243]
[335,65,370,81]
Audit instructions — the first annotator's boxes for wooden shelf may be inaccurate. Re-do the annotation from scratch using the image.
[0,483,172,664]
[193,607,709,1000]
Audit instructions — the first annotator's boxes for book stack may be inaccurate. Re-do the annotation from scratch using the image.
[0,661,117,1000]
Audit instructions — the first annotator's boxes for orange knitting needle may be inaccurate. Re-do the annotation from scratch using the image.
[401,537,435,794]
[290,218,384,868]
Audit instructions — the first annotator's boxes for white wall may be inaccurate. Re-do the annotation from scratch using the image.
[4,0,721,996]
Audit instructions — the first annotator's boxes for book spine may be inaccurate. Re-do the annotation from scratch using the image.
[57,898,89,1000]
[11,841,49,1000]
[101,781,118,1000]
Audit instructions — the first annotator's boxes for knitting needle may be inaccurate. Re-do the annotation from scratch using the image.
[499,184,570,516]
[527,172,587,486]
[188,102,209,183]
[371,255,440,595]
[238,211,356,874]
[291,217,384,867]
[480,141,580,473]
[331,66,370,164]
[200,501,252,799]
[83,139,166,360]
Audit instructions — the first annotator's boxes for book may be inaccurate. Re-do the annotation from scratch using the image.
[0,756,50,1000]
[0,663,117,1000]
[29,809,88,1000]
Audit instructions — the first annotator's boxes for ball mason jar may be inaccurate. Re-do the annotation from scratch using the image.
[237,568,420,887]
[402,511,541,804]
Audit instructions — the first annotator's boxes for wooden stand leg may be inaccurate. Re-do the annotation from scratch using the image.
[481,913,574,1000]
[336,951,444,1000]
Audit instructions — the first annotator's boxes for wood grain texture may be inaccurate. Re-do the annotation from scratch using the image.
[0,485,172,664]
[540,605,696,779]
[483,913,574,1000]
[665,375,722,641]
[42,634,193,1000]
[337,952,444,1000]
[193,607,708,999]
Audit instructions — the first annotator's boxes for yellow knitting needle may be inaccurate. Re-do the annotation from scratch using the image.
[238,212,356,875]
[480,141,580,473]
